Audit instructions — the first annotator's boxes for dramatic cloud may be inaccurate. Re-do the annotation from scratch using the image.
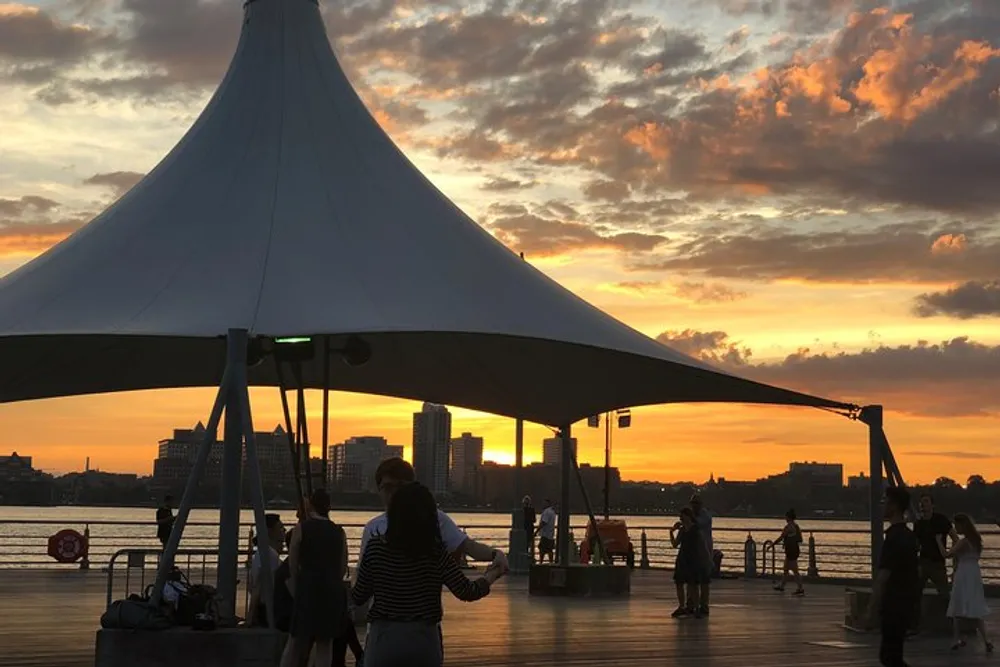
[672,281,748,303]
[84,171,145,197]
[909,451,996,460]
[914,280,1000,319]
[656,329,752,365]
[429,5,1000,214]
[481,177,536,192]
[0,193,92,257]
[658,329,1000,417]
[486,203,667,256]
[641,222,1000,284]
[607,280,748,303]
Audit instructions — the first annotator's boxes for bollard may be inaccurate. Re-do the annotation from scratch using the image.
[79,524,91,570]
[807,533,819,577]
[744,532,756,578]
[640,530,650,569]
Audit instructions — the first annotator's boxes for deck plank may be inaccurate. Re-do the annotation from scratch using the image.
[0,569,989,666]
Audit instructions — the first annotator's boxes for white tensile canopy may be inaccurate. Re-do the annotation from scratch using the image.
[0,0,855,426]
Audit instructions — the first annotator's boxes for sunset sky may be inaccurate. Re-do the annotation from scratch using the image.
[1,0,999,485]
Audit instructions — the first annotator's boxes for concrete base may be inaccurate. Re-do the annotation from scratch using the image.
[845,588,972,635]
[95,627,284,667]
[528,564,630,597]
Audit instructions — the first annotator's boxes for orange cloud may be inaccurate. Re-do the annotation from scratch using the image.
[623,121,670,161]
[851,13,1000,123]
[0,229,73,256]
[931,233,968,255]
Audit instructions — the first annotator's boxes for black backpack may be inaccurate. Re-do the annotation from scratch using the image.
[174,583,220,626]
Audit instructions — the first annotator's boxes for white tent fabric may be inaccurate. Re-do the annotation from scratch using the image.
[0,0,854,425]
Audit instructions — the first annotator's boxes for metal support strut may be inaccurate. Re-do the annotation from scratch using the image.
[150,330,274,628]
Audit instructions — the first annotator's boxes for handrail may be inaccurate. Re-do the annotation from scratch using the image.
[6,517,1000,583]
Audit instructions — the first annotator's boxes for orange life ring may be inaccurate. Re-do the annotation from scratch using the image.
[47,529,88,563]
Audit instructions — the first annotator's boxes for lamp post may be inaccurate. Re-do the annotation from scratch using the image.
[587,409,631,520]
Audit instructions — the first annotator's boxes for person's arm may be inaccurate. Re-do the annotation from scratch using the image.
[865,568,891,625]
[286,524,302,597]
[440,549,494,601]
[339,527,349,580]
[945,537,969,559]
[247,553,261,623]
[350,544,374,607]
[669,526,680,548]
[440,510,508,570]
[864,532,899,626]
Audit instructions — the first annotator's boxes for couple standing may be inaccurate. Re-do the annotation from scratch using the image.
[669,494,713,619]
[352,458,508,667]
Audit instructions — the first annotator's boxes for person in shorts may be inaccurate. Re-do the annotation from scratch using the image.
[773,508,805,596]
[536,499,556,563]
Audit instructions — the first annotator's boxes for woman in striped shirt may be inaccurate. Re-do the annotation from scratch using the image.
[351,481,502,667]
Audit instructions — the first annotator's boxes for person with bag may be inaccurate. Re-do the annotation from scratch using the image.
[773,509,805,596]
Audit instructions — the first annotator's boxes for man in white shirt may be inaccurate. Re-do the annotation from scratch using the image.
[359,458,509,571]
[248,513,284,626]
[535,499,557,563]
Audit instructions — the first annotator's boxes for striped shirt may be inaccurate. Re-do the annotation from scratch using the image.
[351,536,491,623]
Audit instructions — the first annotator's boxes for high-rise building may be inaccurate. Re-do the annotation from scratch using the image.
[412,403,451,494]
[152,422,294,489]
[542,437,577,466]
[450,432,483,494]
[327,436,404,492]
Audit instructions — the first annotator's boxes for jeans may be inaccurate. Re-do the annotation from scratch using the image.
[365,620,442,667]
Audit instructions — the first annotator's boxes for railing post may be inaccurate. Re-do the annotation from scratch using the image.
[640,530,650,569]
[744,532,756,578]
[79,524,91,570]
[807,533,819,577]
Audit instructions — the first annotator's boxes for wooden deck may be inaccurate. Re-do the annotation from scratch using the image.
[0,569,992,666]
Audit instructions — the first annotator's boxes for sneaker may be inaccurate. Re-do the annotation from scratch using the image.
[773,584,785,592]
[693,608,704,619]
[671,607,688,618]
[698,606,709,617]
[792,588,805,597]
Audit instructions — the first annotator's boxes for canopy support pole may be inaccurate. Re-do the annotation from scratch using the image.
[514,418,524,505]
[216,330,247,622]
[235,347,275,630]
[150,330,273,626]
[321,336,331,489]
[557,424,572,566]
[275,361,305,515]
[293,363,313,496]
[572,447,609,565]
[149,366,229,609]
[857,405,906,579]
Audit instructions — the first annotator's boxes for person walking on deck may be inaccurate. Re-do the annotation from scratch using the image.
[946,513,992,654]
[690,494,713,616]
[773,509,805,596]
[352,482,502,667]
[865,486,920,667]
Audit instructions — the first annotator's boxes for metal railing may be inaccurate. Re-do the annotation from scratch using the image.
[5,518,1000,585]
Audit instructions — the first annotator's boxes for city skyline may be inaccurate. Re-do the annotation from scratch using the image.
[1,1,999,485]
